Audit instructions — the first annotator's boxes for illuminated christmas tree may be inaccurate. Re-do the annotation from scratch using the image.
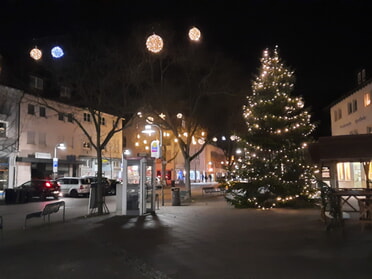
[226,46,316,209]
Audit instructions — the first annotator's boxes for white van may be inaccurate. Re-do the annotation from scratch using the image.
[56,177,91,197]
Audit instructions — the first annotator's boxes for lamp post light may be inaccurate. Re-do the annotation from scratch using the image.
[53,143,66,179]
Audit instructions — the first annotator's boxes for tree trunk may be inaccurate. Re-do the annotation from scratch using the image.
[96,149,104,215]
[184,157,191,200]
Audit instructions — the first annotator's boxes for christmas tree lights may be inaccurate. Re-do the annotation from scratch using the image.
[226,46,316,209]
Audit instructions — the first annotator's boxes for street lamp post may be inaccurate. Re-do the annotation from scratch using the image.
[53,143,66,179]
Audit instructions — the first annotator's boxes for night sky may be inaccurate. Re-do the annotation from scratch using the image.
[2,0,372,136]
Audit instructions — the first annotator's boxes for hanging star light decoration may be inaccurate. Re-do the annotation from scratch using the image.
[188,27,201,41]
[146,34,164,53]
[30,47,42,60]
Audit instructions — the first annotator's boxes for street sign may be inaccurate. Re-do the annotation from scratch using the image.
[53,158,58,173]
[151,140,160,158]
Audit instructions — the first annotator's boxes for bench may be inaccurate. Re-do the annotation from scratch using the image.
[24,201,65,229]
[202,186,224,196]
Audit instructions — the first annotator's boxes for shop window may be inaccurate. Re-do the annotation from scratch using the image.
[67,113,73,123]
[337,162,351,181]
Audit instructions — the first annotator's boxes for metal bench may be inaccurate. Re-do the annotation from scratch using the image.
[24,201,65,229]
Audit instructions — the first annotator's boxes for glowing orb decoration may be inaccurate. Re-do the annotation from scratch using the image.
[146,34,163,53]
[30,47,42,60]
[51,46,64,58]
[188,27,201,41]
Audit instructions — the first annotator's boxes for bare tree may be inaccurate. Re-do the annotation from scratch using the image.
[140,33,244,199]
[38,30,144,214]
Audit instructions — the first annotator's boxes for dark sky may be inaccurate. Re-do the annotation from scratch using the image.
[2,0,372,135]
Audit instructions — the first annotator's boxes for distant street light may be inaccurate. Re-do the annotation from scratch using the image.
[53,143,66,179]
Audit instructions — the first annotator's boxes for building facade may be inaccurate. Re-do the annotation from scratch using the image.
[1,91,123,188]
[329,78,372,188]
[0,85,22,190]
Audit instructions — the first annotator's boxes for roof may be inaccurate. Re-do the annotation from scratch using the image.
[308,134,372,163]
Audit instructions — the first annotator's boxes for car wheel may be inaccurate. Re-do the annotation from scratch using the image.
[70,189,78,198]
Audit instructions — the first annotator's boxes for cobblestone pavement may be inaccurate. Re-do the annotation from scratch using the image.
[1,187,372,279]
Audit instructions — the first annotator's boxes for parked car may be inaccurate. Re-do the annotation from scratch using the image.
[9,179,60,202]
[83,176,112,195]
[56,177,91,197]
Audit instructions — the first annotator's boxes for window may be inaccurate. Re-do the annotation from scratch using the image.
[67,113,73,123]
[39,106,46,117]
[333,108,342,121]
[368,127,372,134]
[0,121,6,137]
[30,75,43,90]
[58,113,64,121]
[364,93,371,107]
[337,163,351,181]
[39,132,46,146]
[27,131,35,144]
[28,104,35,115]
[347,99,358,114]
[83,142,91,149]
[83,113,90,122]
[100,117,106,126]
[60,86,71,99]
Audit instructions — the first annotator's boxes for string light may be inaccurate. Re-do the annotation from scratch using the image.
[188,27,201,41]
[146,34,164,53]
[30,47,42,60]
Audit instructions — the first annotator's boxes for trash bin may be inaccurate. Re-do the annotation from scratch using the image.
[171,187,181,206]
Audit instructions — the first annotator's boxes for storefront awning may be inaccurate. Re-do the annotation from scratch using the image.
[308,134,372,163]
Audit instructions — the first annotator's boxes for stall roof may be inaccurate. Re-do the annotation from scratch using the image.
[308,134,372,163]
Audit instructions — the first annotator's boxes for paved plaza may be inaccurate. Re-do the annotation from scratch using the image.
[1,187,372,279]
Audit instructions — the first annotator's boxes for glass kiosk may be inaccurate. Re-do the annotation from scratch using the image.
[116,157,156,216]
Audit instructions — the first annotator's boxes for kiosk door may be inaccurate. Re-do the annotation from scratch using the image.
[126,161,141,215]
[142,161,155,214]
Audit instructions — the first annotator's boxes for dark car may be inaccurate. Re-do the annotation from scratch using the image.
[12,179,61,202]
